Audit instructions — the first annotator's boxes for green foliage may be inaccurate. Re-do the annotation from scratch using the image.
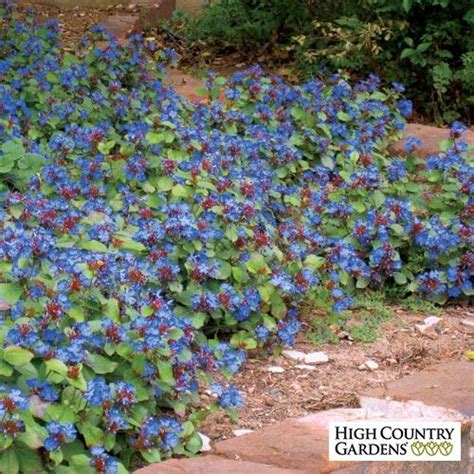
[294,0,474,123]
[183,0,474,122]
[398,296,443,315]
[185,0,313,50]
[309,292,397,345]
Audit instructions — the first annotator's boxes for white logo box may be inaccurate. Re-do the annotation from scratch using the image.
[329,421,461,462]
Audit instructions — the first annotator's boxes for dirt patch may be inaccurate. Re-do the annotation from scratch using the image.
[16,2,135,46]
[199,305,473,442]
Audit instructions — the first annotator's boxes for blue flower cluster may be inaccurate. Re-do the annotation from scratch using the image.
[0,0,472,471]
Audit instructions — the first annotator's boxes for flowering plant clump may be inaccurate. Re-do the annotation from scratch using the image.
[0,0,472,471]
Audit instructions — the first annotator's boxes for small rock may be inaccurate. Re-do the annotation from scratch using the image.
[29,395,51,418]
[281,349,306,362]
[415,315,442,339]
[233,429,254,437]
[295,364,317,371]
[365,360,379,371]
[304,352,329,365]
[198,433,211,452]
[460,319,474,328]
[0,299,11,311]
[267,366,285,374]
[424,315,442,326]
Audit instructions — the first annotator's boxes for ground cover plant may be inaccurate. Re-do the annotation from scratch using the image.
[0,0,473,472]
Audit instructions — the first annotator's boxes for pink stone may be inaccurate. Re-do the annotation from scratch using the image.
[134,455,300,473]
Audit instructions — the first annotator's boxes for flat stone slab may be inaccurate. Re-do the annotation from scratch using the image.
[135,455,300,473]
[391,123,474,158]
[165,70,207,103]
[102,15,138,39]
[134,0,176,29]
[360,361,474,417]
[214,403,471,473]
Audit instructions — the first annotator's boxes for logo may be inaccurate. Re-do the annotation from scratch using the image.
[329,421,461,461]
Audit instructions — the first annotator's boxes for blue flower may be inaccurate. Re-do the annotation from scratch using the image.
[85,377,111,406]
[218,385,243,409]
[44,422,77,451]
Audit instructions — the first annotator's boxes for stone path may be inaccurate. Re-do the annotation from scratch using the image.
[361,360,473,418]
[391,123,474,157]
[137,361,473,473]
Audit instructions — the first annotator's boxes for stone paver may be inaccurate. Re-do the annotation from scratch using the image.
[165,70,207,103]
[135,455,301,473]
[214,401,470,473]
[390,123,474,158]
[102,15,139,40]
[134,0,176,30]
[360,361,474,417]
[136,362,473,473]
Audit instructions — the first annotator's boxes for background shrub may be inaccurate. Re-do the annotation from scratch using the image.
[183,0,474,123]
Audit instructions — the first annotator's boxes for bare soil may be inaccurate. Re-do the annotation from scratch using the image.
[199,305,474,442]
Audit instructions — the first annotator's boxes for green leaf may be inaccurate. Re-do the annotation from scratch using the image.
[146,131,175,144]
[372,190,385,207]
[17,153,43,171]
[0,155,15,173]
[97,141,116,155]
[402,0,413,12]
[271,295,287,319]
[356,278,370,289]
[116,238,146,252]
[0,360,13,376]
[80,240,109,252]
[400,48,414,60]
[87,353,118,374]
[321,155,334,169]
[0,283,22,304]
[394,272,407,284]
[225,225,238,242]
[304,255,325,270]
[352,201,366,213]
[15,443,43,473]
[464,8,474,25]
[156,176,173,191]
[46,405,76,424]
[141,448,161,463]
[185,432,203,454]
[337,111,351,122]
[2,141,24,156]
[232,266,247,283]
[157,361,175,385]
[3,346,34,366]
[0,448,19,474]
[49,448,64,465]
[16,429,44,450]
[215,261,232,280]
[290,106,306,121]
[46,359,69,376]
[246,253,267,274]
[77,423,104,447]
[242,337,257,350]
[171,184,189,198]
